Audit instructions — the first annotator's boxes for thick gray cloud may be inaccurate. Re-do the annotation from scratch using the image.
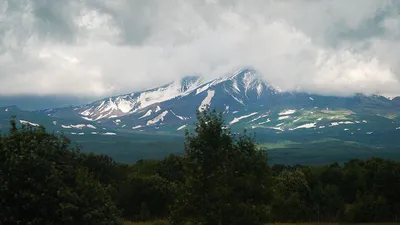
[1,0,400,98]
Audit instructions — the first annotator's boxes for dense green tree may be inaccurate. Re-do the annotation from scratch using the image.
[117,174,176,221]
[309,164,345,222]
[310,184,345,222]
[132,159,161,177]
[157,154,185,183]
[171,109,272,225]
[319,163,343,186]
[0,119,122,225]
[271,169,311,222]
[81,153,121,185]
[348,194,392,222]
[271,164,304,176]
[340,159,366,204]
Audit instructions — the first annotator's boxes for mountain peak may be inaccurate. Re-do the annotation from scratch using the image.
[219,68,278,97]
[41,68,279,122]
[177,76,203,93]
[226,68,256,79]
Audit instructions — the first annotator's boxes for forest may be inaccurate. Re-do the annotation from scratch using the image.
[1,111,400,225]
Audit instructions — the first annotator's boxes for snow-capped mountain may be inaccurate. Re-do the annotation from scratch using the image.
[3,68,400,164]
[1,68,400,140]
[81,68,284,131]
[42,75,204,122]
[39,68,273,122]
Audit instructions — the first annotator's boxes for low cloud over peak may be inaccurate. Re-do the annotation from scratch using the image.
[1,0,400,98]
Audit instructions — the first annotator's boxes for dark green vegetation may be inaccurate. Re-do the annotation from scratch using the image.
[1,110,400,224]
[0,118,122,225]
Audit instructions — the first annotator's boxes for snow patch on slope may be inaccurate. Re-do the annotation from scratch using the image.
[82,116,94,121]
[292,123,316,130]
[258,119,271,125]
[279,110,296,116]
[330,121,354,127]
[147,111,169,126]
[171,111,189,120]
[140,110,152,119]
[223,105,230,114]
[250,114,269,123]
[177,125,187,131]
[196,83,212,95]
[87,124,96,129]
[278,115,290,120]
[20,120,39,127]
[62,124,96,129]
[80,108,93,116]
[117,99,134,113]
[199,90,215,112]
[270,127,284,131]
[132,125,142,130]
[256,84,263,97]
[232,79,240,92]
[72,124,87,129]
[230,112,258,125]
[293,117,302,122]
[230,94,245,105]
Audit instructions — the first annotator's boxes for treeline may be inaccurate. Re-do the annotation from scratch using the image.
[1,111,400,224]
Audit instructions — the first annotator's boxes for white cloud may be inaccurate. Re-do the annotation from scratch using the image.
[1,0,400,98]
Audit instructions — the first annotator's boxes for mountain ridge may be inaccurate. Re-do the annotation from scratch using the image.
[1,68,399,143]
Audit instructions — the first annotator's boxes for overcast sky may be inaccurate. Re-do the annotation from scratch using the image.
[1,0,400,98]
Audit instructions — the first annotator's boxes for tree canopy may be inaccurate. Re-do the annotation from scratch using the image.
[0,118,122,225]
[171,109,272,225]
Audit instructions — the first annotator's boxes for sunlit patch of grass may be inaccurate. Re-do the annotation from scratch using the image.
[259,140,300,149]
[310,138,363,146]
[302,109,353,121]
[264,109,356,130]
[379,112,399,120]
